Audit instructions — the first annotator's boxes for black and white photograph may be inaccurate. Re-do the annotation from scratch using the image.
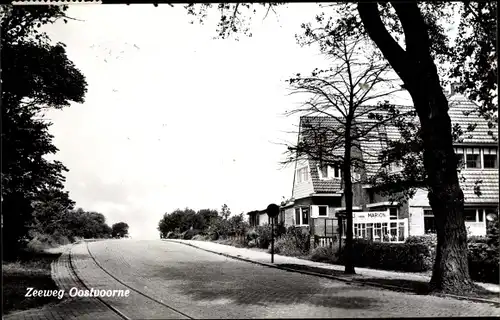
[2,1,499,319]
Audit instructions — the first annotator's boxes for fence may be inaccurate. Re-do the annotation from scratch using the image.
[228,234,246,243]
[311,218,339,249]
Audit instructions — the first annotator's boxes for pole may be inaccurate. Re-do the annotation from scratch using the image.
[271,217,275,263]
[339,217,342,253]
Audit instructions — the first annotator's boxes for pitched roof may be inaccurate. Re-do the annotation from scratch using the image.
[448,94,498,145]
[297,94,499,204]
[459,170,499,204]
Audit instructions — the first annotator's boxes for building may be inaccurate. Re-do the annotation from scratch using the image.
[284,91,498,242]
[247,207,285,228]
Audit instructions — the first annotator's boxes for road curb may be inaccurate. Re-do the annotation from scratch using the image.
[164,239,500,306]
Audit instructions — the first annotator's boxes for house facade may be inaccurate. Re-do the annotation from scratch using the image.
[283,91,498,242]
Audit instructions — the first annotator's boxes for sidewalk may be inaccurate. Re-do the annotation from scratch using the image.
[166,239,500,303]
[4,244,122,320]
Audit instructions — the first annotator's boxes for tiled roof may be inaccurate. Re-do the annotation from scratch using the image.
[299,117,345,194]
[448,94,498,144]
[308,159,342,193]
[459,170,499,203]
[297,94,498,204]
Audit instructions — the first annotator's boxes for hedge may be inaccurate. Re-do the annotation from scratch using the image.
[405,234,499,284]
[337,239,433,272]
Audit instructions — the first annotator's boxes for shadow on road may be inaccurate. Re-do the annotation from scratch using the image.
[152,262,380,310]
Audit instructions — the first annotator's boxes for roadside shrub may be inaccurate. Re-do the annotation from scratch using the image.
[405,233,499,283]
[468,241,499,284]
[183,229,201,240]
[246,229,259,243]
[255,224,272,249]
[192,234,208,241]
[166,231,180,239]
[286,226,310,253]
[336,239,433,272]
[310,246,338,263]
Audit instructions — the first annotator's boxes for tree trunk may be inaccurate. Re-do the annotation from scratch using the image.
[343,126,356,274]
[416,90,474,294]
[358,2,474,293]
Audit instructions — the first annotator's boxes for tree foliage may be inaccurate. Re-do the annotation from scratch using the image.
[158,207,218,236]
[1,5,88,256]
[112,222,130,238]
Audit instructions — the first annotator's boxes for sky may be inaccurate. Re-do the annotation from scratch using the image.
[40,3,336,239]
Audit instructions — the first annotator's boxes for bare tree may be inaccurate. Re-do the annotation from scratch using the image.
[283,35,408,274]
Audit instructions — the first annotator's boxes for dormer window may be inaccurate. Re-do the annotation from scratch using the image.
[466,148,481,168]
[318,163,341,179]
[296,167,309,183]
[454,147,497,169]
[484,148,498,169]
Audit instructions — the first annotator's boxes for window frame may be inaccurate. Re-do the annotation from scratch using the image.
[318,205,328,217]
[483,147,498,169]
[294,206,310,226]
[296,167,309,183]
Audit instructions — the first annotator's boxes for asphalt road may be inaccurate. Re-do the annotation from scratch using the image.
[77,239,499,318]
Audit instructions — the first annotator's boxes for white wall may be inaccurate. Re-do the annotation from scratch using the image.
[466,221,487,236]
[293,159,314,200]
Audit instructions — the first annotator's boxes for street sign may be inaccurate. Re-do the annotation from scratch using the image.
[266,203,279,263]
[266,203,280,218]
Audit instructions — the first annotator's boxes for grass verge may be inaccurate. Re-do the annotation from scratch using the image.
[2,250,63,315]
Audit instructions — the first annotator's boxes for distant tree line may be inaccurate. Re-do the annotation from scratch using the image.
[158,204,249,240]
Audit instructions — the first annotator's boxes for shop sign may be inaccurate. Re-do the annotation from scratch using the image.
[353,211,389,223]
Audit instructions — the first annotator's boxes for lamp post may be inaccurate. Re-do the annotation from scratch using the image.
[266,203,280,263]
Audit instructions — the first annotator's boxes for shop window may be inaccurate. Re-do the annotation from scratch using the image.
[398,222,405,241]
[374,223,382,242]
[366,223,373,241]
[390,222,398,242]
[464,209,477,222]
[382,223,389,242]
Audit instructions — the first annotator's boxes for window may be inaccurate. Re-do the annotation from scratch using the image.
[423,210,435,234]
[455,148,465,168]
[374,223,382,242]
[464,209,477,222]
[466,148,481,168]
[302,207,309,225]
[318,206,327,216]
[398,222,405,241]
[484,148,498,169]
[478,209,484,222]
[295,207,309,225]
[389,207,398,220]
[390,222,398,241]
[296,167,309,183]
[319,164,328,178]
[366,223,373,241]
[332,165,341,178]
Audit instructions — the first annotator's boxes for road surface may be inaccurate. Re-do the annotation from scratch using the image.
[59,239,500,319]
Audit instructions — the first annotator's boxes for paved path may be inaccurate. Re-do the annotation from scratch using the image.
[169,239,500,294]
[5,239,500,319]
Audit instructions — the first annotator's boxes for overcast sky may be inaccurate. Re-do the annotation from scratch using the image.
[40,4,339,239]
